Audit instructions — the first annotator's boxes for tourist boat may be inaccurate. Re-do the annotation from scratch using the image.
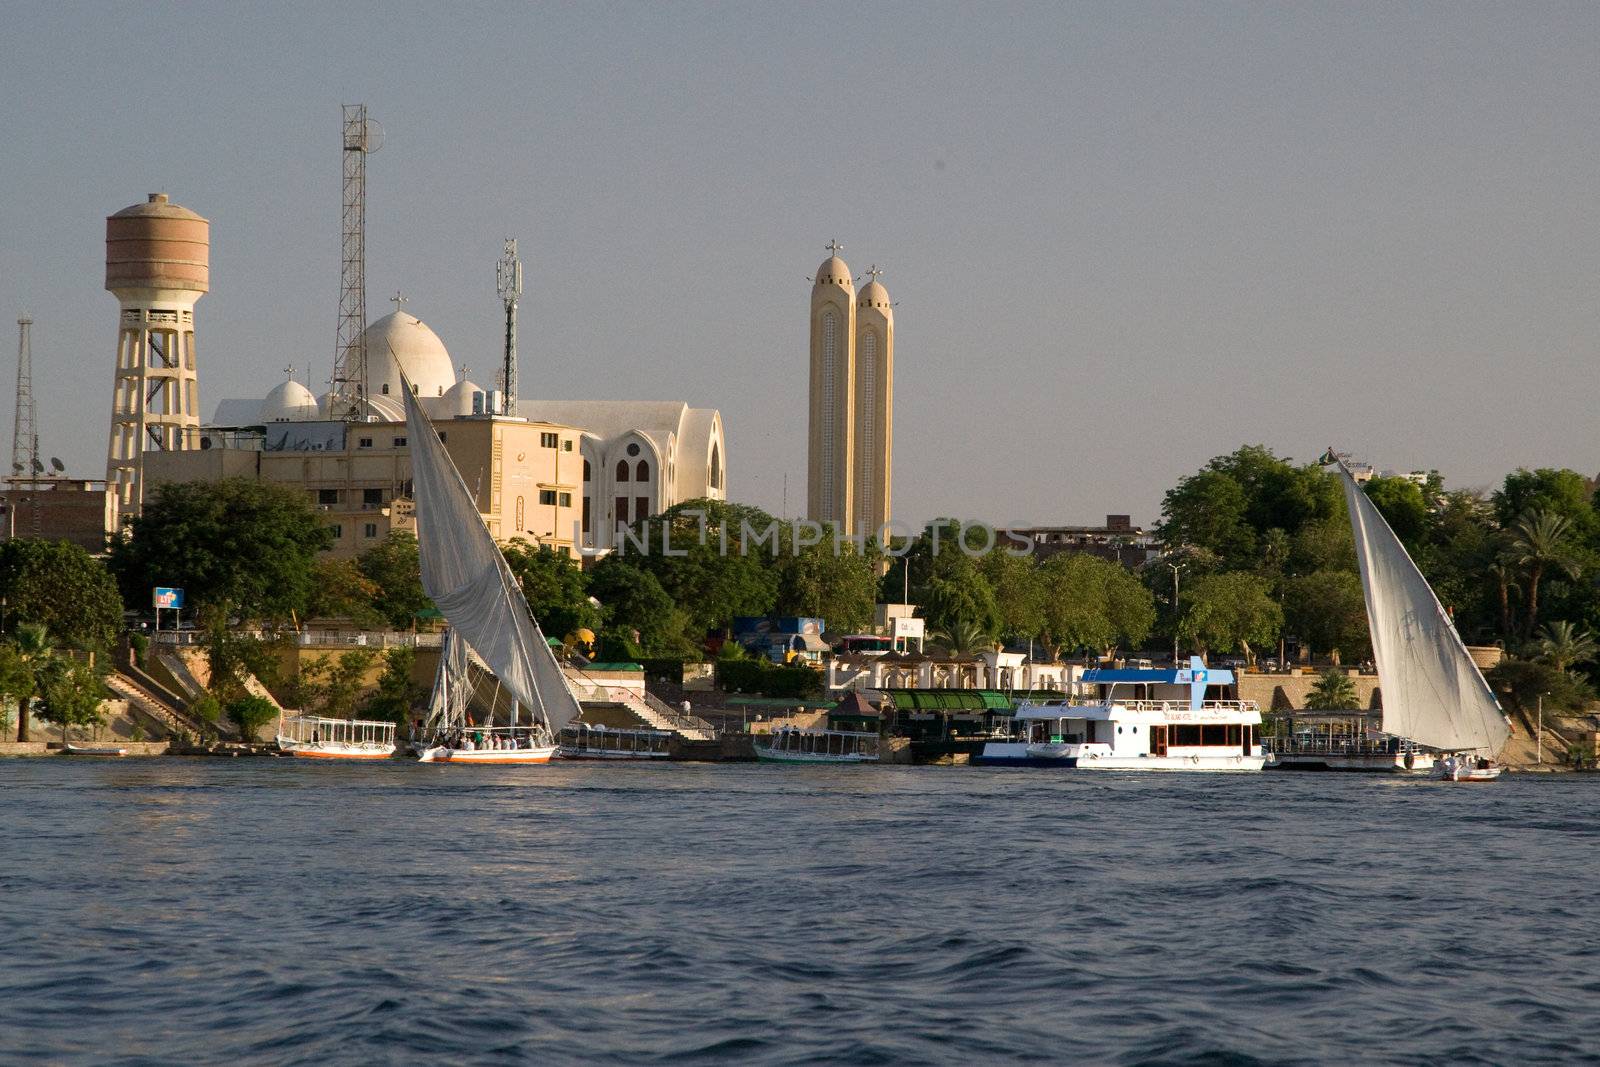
[275,713,397,760]
[1327,451,1510,781]
[1263,711,1437,774]
[401,371,575,766]
[974,658,1266,770]
[559,722,673,760]
[753,727,880,763]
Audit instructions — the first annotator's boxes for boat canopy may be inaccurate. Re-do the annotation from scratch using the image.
[1084,656,1233,711]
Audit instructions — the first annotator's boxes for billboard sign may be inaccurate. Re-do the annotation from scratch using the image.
[153,587,184,610]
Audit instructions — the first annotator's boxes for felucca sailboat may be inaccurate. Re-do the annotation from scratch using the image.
[1327,451,1512,780]
[401,374,583,764]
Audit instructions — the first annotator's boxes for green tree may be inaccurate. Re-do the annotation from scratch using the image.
[35,657,107,743]
[1509,510,1582,639]
[1037,554,1154,657]
[1363,476,1431,552]
[931,620,995,656]
[1158,470,1256,563]
[921,549,999,638]
[1178,573,1283,659]
[773,538,879,633]
[1536,621,1597,673]
[501,539,600,640]
[225,694,279,740]
[0,642,36,740]
[203,615,283,705]
[1284,570,1370,662]
[0,539,124,649]
[1306,669,1359,710]
[1486,656,1593,731]
[9,623,53,742]
[107,479,334,622]
[360,646,423,726]
[623,500,780,635]
[586,558,691,655]
[300,649,378,718]
[982,550,1044,643]
[355,532,432,628]
[1492,468,1600,542]
[305,558,385,627]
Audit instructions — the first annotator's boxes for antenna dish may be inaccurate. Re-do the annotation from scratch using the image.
[30,458,43,473]
[49,457,63,472]
[343,117,383,154]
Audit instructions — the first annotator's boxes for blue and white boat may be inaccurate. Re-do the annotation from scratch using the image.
[974,657,1266,771]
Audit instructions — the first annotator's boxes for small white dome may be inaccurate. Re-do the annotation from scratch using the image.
[438,378,485,417]
[814,255,853,290]
[259,378,318,422]
[362,311,455,401]
[858,279,891,310]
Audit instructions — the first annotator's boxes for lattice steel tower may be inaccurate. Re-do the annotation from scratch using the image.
[12,316,40,536]
[496,238,523,415]
[331,104,382,420]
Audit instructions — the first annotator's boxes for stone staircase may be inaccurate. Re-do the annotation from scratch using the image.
[104,671,218,740]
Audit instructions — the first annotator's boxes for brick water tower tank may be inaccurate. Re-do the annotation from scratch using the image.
[104,192,209,517]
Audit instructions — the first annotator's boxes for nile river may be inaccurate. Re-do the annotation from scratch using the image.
[2,760,1596,1064]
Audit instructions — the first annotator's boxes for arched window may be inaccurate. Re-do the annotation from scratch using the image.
[615,460,629,483]
[820,311,837,515]
[583,459,592,481]
[858,330,876,512]
[636,460,649,482]
[710,441,722,490]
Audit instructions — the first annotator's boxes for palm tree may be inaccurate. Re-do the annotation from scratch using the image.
[1306,669,1359,710]
[932,620,995,657]
[1510,511,1582,639]
[1486,558,1520,643]
[1537,620,1598,673]
[11,623,53,743]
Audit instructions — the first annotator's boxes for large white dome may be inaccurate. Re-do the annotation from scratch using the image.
[438,377,485,418]
[259,378,318,422]
[361,310,455,401]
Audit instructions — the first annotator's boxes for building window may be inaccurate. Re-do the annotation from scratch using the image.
[363,523,377,538]
[381,383,390,395]
[583,459,592,481]
[563,439,574,452]
[636,460,649,482]
[515,496,525,530]
[582,495,591,534]
[539,489,557,506]
[317,488,339,506]
[615,460,629,483]
[358,437,373,449]
[820,310,837,515]
[363,487,383,508]
[626,442,640,457]
[558,491,572,508]
[541,432,559,448]
[615,497,628,524]
[710,442,722,490]
[636,496,648,521]
[329,524,343,538]
[393,437,407,447]
[859,330,876,512]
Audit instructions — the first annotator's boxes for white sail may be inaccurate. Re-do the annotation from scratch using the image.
[422,628,471,735]
[1331,456,1509,755]
[402,377,584,733]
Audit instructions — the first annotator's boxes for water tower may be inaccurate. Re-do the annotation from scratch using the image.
[104,192,209,516]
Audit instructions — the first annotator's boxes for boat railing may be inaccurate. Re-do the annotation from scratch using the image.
[278,714,397,748]
[1266,735,1420,756]
[759,727,880,757]
[156,629,443,650]
[559,722,673,755]
[1116,699,1260,713]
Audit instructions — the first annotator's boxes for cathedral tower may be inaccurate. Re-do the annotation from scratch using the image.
[807,242,855,529]
[853,266,893,539]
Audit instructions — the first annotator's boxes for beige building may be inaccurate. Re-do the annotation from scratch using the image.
[0,479,119,554]
[191,307,725,558]
[807,245,892,537]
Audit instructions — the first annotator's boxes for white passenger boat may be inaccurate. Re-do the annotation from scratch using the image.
[276,714,397,760]
[62,743,130,757]
[559,722,673,760]
[975,658,1265,771]
[1327,451,1512,781]
[400,371,580,767]
[753,727,880,764]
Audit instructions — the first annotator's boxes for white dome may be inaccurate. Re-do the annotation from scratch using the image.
[814,255,853,290]
[361,311,455,401]
[438,378,485,417]
[260,378,318,422]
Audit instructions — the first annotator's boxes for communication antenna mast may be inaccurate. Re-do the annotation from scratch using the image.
[12,316,41,536]
[331,104,383,420]
[496,238,523,415]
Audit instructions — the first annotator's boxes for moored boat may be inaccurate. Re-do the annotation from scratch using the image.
[753,727,880,763]
[1326,450,1512,781]
[276,714,397,760]
[975,657,1265,771]
[62,743,130,757]
[559,722,672,760]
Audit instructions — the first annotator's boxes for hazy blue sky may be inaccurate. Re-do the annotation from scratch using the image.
[2,2,1596,529]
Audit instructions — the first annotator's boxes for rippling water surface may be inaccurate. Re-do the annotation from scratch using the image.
[2,760,1597,1065]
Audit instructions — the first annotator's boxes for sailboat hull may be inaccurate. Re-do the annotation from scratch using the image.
[418,745,559,765]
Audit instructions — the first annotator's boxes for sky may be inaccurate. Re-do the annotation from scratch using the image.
[1,2,1597,530]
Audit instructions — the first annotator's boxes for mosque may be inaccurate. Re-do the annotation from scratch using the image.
[156,302,726,559]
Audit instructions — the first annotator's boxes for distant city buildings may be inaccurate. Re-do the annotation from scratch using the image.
[807,243,893,537]
[1012,515,1159,569]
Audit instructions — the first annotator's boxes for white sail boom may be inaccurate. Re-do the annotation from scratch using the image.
[401,377,583,733]
[1333,459,1509,755]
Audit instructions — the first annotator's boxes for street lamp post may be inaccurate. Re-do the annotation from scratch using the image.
[1168,562,1180,666]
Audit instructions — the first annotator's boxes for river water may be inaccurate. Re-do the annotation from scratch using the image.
[1,760,1596,1065]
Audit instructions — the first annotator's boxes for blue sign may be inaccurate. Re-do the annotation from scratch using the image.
[153,587,184,609]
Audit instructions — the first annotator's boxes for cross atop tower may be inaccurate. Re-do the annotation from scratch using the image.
[825,238,844,257]
[866,264,883,283]
[390,291,408,310]
[284,363,295,381]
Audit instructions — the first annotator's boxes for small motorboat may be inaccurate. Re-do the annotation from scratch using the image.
[1435,754,1504,782]
[63,743,130,757]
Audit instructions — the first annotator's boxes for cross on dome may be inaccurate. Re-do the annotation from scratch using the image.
[284,363,296,381]
[866,264,883,282]
[825,238,844,257]
[390,291,408,310]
